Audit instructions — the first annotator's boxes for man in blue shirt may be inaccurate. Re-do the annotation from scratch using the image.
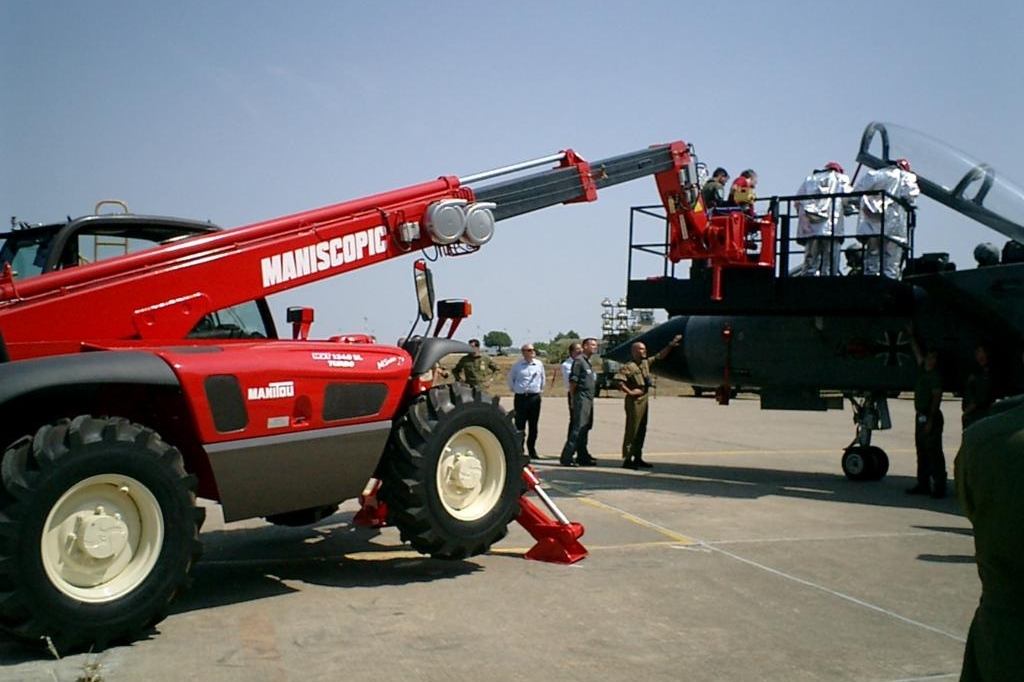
[508,343,546,459]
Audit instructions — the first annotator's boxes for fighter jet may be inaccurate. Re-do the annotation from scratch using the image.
[610,122,1024,481]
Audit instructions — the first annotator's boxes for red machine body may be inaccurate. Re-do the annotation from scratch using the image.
[0,140,706,653]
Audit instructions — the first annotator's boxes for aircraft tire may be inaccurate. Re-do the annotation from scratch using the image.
[865,447,889,480]
[381,384,527,560]
[841,446,873,481]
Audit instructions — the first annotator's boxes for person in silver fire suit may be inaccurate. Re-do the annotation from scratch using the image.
[794,161,853,276]
[853,158,920,278]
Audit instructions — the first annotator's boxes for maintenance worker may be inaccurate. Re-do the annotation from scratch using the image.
[955,396,1024,681]
[701,167,730,211]
[559,337,598,467]
[616,334,682,469]
[961,342,994,429]
[794,162,853,276]
[508,343,545,460]
[452,338,499,389]
[854,158,920,278]
[561,342,583,437]
[907,326,947,498]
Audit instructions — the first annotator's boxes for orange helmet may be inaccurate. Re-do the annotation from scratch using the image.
[895,158,911,171]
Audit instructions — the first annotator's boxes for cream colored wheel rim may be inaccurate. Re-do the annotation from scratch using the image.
[435,426,506,521]
[41,474,163,602]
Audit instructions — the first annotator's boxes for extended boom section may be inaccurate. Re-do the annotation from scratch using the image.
[0,142,692,359]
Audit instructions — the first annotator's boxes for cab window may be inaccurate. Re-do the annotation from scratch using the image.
[187,301,272,339]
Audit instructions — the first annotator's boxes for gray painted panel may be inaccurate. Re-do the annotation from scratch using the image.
[206,421,391,521]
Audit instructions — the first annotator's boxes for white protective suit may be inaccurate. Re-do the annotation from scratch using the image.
[853,166,920,278]
[795,168,853,276]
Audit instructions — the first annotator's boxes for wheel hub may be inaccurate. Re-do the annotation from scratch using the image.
[72,506,130,560]
[435,426,506,521]
[847,454,865,474]
[448,453,483,491]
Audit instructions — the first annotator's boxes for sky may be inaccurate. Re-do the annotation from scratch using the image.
[4,1,1024,348]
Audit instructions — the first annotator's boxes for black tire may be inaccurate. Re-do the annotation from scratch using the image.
[380,384,526,559]
[841,446,872,481]
[0,416,204,653]
[865,446,890,480]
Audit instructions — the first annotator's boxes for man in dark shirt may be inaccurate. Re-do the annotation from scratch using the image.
[908,328,946,498]
[559,337,598,467]
[955,396,1024,681]
[700,167,729,211]
[961,342,994,429]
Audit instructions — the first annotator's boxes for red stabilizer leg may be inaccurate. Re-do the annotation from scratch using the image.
[516,467,588,564]
[353,478,389,528]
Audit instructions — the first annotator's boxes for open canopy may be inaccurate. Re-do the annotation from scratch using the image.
[857,121,1024,245]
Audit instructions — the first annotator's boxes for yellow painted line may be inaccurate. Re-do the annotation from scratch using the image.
[200,548,426,566]
[564,448,918,457]
[540,466,755,487]
[538,479,696,545]
[490,540,685,555]
[576,495,697,545]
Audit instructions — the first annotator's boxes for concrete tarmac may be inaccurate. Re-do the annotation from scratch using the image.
[0,394,976,682]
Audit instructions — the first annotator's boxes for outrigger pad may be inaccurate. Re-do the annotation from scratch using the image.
[517,496,588,564]
[353,479,389,528]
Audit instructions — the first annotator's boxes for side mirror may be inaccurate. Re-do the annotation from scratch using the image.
[414,259,435,322]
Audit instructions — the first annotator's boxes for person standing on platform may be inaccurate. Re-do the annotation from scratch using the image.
[794,162,853,276]
[854,158,919,278]
[701,167,730,211]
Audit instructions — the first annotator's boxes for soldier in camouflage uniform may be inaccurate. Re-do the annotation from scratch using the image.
[453,338,499,389]
[615,334,682,469]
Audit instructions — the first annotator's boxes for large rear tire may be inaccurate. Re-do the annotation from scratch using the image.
[0,416,204,653]
[381,384,526,559]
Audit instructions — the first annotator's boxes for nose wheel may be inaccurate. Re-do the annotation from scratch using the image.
[841,445,889,481]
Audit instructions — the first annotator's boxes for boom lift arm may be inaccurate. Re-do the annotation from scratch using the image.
[0,142,694,359]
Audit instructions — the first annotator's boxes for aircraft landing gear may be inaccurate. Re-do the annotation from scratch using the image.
[841,444,890,481]
[842,392,892,481]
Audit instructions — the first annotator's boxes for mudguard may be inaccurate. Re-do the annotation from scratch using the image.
[0,350,180,407]
[410,338,474,377]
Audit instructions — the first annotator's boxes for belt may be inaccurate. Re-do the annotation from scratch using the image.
[515,392,540,396]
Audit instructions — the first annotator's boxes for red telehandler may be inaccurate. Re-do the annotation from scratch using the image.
[0,139,736,652]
